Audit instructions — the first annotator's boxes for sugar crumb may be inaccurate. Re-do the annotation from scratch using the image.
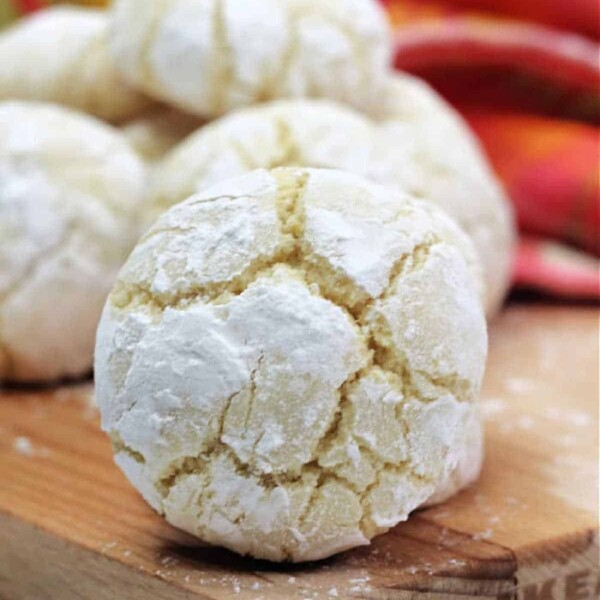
[472,529,493,541]
[504,377,535,395]
[14,436,34,456]
[517,415,535,430]
[479,398,507,419]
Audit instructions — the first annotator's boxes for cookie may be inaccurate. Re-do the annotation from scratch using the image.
[0,102,146,382]
[109,0,391,117]
[95,167,487,561]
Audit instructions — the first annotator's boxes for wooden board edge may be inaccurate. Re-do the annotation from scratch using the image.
[0,511,203,600]
[512,528,599,600]
[1,507,598,600]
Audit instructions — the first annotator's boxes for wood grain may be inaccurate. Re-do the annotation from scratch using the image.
[0,305,598,600]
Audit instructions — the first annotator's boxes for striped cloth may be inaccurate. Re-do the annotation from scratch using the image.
[2,0,599,300]
[384,0,599,299]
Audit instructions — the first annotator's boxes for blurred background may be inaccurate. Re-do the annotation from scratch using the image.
[2,0,598,302]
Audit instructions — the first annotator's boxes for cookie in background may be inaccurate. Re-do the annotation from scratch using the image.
[109,0,392,118]
[0,6,152,121]
[0,101,146,383]
[95,167,488,562]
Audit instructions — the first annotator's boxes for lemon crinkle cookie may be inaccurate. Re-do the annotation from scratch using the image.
[109,0,391,118]
[0,101,146,383]
[149,78,515,315]
[95,167,487,562]
[0,7,151,122]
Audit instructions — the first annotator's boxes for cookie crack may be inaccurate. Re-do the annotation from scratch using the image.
[0,220,77,309]
[110,170,470,542]
[112,169,311,313]
[210,0,234,115]
[259,4,302,100]
[110,432,146,464]
[56,26,103,110]
[139,0,170,91]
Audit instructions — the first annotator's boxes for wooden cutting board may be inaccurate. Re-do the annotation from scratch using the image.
[0,305,598,600]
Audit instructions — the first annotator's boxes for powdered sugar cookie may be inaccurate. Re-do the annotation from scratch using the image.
[0,102,146,382]
[95,168,487,561]
[109,0,391,117]
[0,7,151,121]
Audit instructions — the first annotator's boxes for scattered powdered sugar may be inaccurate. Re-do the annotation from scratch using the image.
[546,406,592,428]
[349,586,373,594]
[503,377,535,395]
[472,528,493,541]
[516,415,535,430]
[13,436,49,458]
[558,434,577,448]
[479,397,507,419]
[447,558,467,567]
[14,436,33,456]
[100,541,118,554]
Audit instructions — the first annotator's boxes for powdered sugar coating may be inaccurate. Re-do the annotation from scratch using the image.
[109,0,391,118]
[96,167,487,561]
[0,7,151,122]
[0,101,146,382]
[425,403,484,506]
[149,78,515,315]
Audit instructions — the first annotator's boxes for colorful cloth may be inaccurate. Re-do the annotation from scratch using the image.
[0,0,106,26]
[2,0,599,300]
[384,0,599,300]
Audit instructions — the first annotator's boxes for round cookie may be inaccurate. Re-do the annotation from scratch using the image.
[375,75,516,317]
[149,88,515,315]
[0,7,152,122]
[121,108,204,162]
[0,102,146,383]
[95,167,488,562]
[109,0,391,118]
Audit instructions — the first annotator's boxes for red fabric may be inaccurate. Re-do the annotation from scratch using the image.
[410,68,600,122]
[14,0,45,13]
[433,0,600,39]
[384,0,600,300]
[515,237,600,299]
[466,114,600,255]
[391,18,599,90]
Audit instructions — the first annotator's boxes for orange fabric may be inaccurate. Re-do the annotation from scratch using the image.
[385,0,599,299]
[431,0,600,39]
[386,1,599,95]
[467,114,600,255]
